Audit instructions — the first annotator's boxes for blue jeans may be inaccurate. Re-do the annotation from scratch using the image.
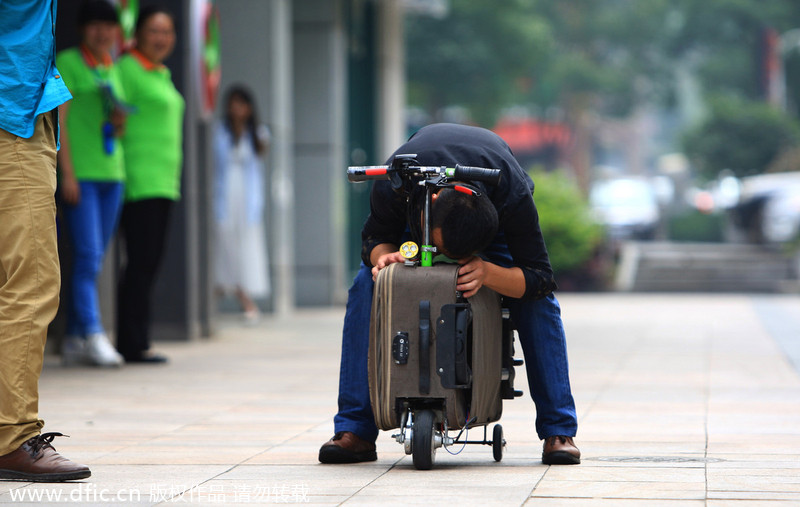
[61,181,124,336]
[334,257,578,442]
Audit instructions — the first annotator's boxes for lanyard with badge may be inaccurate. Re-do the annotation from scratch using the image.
[79,44,134,154]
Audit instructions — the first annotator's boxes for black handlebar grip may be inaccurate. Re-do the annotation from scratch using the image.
[453,165,501,186]
[347,166,390,182]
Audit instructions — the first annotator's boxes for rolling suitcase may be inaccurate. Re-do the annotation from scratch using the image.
[368,262,504,432]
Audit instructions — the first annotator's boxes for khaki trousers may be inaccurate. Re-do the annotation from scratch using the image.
[0,112,60,456]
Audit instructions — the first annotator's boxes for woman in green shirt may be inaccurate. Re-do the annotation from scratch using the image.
[57,0,127,368]
[116,5,184,363]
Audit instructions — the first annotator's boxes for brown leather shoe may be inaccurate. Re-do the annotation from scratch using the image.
[0,433,91,482]
[542,435,581,465]
[318,431,377,464]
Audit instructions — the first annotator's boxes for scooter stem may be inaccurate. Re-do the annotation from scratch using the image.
[422,184,433,267]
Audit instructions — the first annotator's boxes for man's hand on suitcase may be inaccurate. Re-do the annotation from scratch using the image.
[371,251,406,280]
[457,257,527,299]
[456,256,487,298]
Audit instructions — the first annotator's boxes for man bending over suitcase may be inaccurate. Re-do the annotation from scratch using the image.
[320,123,580,465]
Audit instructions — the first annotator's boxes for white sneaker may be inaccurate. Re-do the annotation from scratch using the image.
[61,335,89,366]
[85,333,125,367]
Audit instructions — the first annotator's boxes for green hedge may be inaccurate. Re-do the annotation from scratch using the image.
[529,170,604,275]
[667,210,724,242]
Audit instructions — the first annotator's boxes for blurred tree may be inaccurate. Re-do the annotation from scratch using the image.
[682,95,800,180]
[405,0,800,179]
[667,1,800,179]
[664,0,800,100]
[406,0,678,124]
[405,0,552,126]
[532,0,675,191]
[534,0,674,114]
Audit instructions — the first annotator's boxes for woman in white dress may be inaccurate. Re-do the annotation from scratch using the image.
[213,85,270,321]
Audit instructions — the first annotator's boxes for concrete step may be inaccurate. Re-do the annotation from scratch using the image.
[615,241,799,292]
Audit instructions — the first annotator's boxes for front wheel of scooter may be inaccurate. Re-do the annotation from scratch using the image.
[492,424,504,462]
[412,409,436,470]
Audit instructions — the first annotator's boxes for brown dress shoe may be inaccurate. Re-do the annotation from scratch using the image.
[0,433,91,482]
[542,435,581,465]
[319,431,377,464]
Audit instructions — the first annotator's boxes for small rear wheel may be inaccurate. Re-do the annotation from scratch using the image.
[492,424,504,462]
[412,409,436,470]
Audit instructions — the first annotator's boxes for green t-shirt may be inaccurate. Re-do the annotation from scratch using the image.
[117,52,185,202]
[55,47,125,181]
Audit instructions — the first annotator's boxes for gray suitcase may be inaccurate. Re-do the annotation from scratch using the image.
[368,262,505,431]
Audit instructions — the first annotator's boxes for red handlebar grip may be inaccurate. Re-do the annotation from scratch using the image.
[347,166,391,182]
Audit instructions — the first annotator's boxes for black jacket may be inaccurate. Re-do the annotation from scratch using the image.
[361,123,556,300]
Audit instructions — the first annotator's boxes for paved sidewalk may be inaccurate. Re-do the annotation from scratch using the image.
[1,293,800,506]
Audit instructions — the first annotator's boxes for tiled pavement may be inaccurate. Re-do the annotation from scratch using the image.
[1,293,799,505]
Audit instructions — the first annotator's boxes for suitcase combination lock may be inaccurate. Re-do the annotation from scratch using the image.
[392,332,409,364]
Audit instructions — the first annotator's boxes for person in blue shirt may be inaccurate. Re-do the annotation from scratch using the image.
[0,0,92,482]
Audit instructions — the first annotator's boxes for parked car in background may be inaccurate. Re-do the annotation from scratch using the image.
[727,172,800,244]
[590,176,661,242]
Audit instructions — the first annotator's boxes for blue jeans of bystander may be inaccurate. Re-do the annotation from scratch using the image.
[61,181,124,336]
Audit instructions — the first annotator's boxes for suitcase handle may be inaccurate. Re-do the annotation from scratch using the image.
[436,303,473,389]
[419,301,431,395]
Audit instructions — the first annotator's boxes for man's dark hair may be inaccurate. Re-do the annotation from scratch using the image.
[430,187,498,259]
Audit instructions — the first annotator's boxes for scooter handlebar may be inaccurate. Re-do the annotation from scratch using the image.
[347,164,501,186]
[453,165,501,186]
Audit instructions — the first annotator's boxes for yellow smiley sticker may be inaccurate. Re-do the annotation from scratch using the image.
[399,241,419,259]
